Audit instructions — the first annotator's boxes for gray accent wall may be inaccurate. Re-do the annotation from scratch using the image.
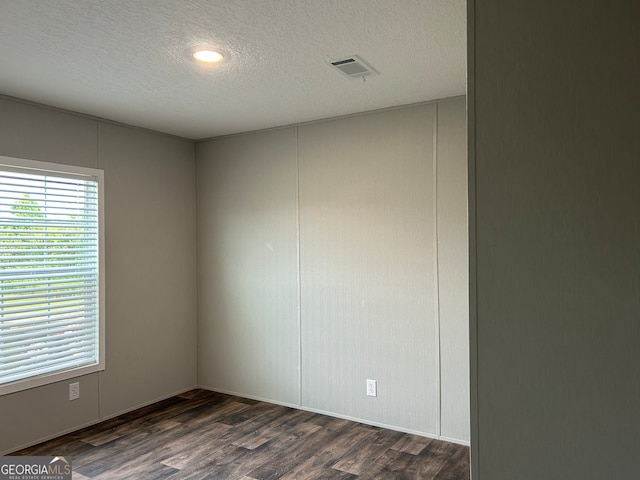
[0,97,197,453]
[469,1,640,478]
[197,98,469,443]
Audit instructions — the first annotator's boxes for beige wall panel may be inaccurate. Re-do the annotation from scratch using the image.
[0,99,101,453]
[0,101,197,452]
[0,97,97,168]
[436,98,469,442]
[196,128,300,405]
[98,123,197,417]
[298,105,438,434]
[0,374,99,454]
[471,1,640,478]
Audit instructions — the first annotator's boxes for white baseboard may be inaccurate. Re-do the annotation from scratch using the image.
[2,385,197,456]
[197,385,470,447]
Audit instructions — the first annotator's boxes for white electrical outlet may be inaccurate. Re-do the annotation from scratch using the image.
[69,382,80,401]
[366,379,377,397]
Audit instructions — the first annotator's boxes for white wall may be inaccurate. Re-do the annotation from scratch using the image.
[196,128,300,405]
[436,99,469,442]
[0,97,198,453]
[197,97,469,443]
[299,104,439,435]
[469,1,640,478]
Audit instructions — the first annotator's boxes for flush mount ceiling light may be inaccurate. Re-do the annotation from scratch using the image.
[193,49,224,63]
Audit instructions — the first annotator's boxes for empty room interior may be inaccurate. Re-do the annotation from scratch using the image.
[1,1,639,479]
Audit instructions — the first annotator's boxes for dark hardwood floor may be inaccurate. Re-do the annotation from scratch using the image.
[13,389,469,479]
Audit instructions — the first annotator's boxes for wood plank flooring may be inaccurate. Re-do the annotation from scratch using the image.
[13,389,469,479]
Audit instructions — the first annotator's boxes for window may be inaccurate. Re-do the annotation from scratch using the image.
[0,156,104,395]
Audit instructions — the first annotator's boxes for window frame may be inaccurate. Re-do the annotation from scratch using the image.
[0,155,105,396]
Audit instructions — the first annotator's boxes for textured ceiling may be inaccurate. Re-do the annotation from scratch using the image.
[0,1,466,140]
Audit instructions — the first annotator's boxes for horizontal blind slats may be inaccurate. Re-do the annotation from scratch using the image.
[1,318,96,337]
[1,305,98,323]
[1,298,97,317]
[2,258,97,268]
[1,337,96,364]
[0,169,99,182]
[0,184,98,196]
[0,316,97,339]
[1,286,97,302]
[1,294,97,310]
[0,270,97,282]
[1,345,96,372]
[0,162,101,388]
[0,358,95,385]
[0,233,97,239]
[0,188,97,198]
[0,248,97,256]
[1,277,96,292]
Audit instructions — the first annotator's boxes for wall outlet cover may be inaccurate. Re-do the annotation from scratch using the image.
[69,382,80,401]
[366,379,377,397]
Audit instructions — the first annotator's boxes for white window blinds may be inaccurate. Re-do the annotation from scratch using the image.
[0,157,104,395]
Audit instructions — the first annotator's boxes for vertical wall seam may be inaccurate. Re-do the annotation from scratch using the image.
[433,103,442,439]
[193,140,199,388]
[96,120,102,419]
[468,1,479,477]
[96,122,101,169]
[295,126,302,407]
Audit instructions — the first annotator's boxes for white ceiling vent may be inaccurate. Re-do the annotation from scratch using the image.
[329,55,379,79]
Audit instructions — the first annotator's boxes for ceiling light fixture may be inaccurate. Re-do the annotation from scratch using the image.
[193,49,224,63]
